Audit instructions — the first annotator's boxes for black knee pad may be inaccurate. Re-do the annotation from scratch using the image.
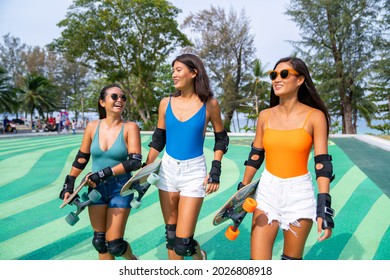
[281,254,302,260]
[92,232,108,253]
[174,236,197,256]
[165,224,176,250]
[107,238,128,257]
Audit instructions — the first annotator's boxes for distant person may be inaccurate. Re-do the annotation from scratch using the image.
[3,116,10,127]
[145,54,229,260]
[72,119,77,134]
[59,84,142,260]
[239,57,335,260]
[36,117,42,131]
[56,114,61,133]
[65,118,71,132]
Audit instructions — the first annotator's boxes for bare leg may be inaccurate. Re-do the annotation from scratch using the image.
[88,205,113,260]
[105,207,137,260]
[282,219,313,259]
[250,209,279,260]
[176,196,204,260]
[159,191,205,260]
[159,190,182,260]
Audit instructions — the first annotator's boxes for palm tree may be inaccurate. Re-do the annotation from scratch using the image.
[251,59,270,114]
[239,59,270,132]
[20,74,57,127]
[0,67,17,113]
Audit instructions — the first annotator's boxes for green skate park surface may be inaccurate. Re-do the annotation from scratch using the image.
[0,133,389,260]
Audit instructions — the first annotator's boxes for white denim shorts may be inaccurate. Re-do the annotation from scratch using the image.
[255,169,316,234]
[156,152,207,198]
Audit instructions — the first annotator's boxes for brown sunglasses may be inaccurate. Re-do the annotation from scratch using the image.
[268,68,299,80]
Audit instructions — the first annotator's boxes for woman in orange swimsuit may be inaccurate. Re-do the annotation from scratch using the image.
[239,57,335,260]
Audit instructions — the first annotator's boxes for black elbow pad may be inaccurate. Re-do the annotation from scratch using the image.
[244,143,264,170]
[122,153,142,173]
[214,130,229,154]
[314,154,335,182]
[149,128,166,152]
[72,150,91,170]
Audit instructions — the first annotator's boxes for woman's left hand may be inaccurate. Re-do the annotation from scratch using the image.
[204,175,219,195]
[317,218,333,241]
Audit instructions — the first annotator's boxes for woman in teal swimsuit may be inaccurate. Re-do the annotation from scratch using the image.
[59,84,142,260]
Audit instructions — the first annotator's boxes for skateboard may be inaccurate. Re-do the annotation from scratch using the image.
[59,172,102,226]
[120,159,161,208]
[213,178,260,240]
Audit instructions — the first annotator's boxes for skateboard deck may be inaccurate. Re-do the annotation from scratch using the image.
[59,172,102,226]
[213,178,260,240]
[120,159,161,208]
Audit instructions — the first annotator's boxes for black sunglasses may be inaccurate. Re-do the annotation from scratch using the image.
[110,93,127,101]
[268,68,299,80]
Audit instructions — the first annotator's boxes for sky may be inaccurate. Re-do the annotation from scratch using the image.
[0,0,301,70]
[0,0,379,133]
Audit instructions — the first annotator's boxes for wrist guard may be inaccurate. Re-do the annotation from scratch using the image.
[316,193,335,229]
[208,160,221,183]
[89,167,113,185]
[59,175,76,199]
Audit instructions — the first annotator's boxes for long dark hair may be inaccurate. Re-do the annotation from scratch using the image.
[270,57,331,134]
[98,84,124,119]
[171,54,213,103]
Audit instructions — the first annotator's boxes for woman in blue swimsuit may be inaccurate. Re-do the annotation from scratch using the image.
[145,54,229,260]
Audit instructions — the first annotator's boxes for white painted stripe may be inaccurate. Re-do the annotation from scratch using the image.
[0,143,80,187]
[303,166,367,257]
[339,194,390,259]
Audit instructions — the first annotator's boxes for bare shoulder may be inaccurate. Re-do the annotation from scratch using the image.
[206,98,221,116]
[85,119,99,134]
[259,108,270,118]
[206,97,220,108]
[124,121,140,132]
[160,96,170,106]
[88,119,100,127]
[257,108,270,124]
[311,108,326,122]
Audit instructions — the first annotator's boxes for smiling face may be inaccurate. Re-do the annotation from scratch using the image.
[100,86,126,114]
[171,61,197,92]
[271,62,304,98]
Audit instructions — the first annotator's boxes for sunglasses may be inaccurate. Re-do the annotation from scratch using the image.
[110,93,127,102]
[268,68,299,80]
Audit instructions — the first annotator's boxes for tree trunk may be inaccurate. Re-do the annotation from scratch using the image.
[343,100,356,134]
[223,109,234,132]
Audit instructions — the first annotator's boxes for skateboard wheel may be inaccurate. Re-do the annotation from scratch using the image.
[243,197,257,213]
[130,199,141,209]
[88,189,102,202]
[225,225,240,240]
[147,173,159,185]
[65,212,79,226]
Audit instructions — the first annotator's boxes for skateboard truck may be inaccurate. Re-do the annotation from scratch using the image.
[224,197,257,240]
[65,189,101,226]
[129,173,159,209]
